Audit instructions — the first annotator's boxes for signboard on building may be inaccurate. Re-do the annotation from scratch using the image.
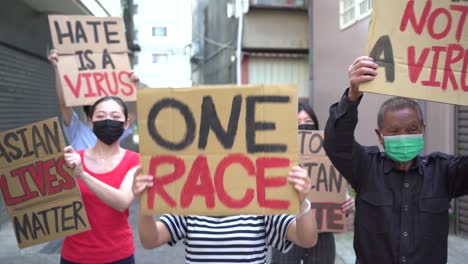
[137,85,300,215]
[48,15,136,106]
[298,130,346,232]
[0,117,89,248]
[362,0,468,105]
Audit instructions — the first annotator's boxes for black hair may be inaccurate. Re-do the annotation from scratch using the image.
[89,96,128,120]
[298,101,319,129]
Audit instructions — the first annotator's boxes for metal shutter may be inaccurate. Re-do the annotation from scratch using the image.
[455,105,468,237]
[0,43,58,225]
[247,55,309,98]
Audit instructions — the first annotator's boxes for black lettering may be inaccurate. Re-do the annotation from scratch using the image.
[198,95,241,150]
[302,162,318,189]
[86,21,102,42]
[43,121,61,154]
[54,21,74,44]
[17,128,34,159]
[31,125,48,158]
[102,49,115,69]
[103,21,119,44]
[311,203,326,229]
[76,50,96,70]
[246,96,289,153]
[308,133,323,154]
[32,213,47,238]
[298,130,309,155]
[36,209,51,235]
[369,35,395,82]
[13,214,32,244]
[0,141,12,163]
[61,204,75,231]
[329,166,343,193]
[74,21,88,43]
[316,163,328,192]
[147,98,196,150]
[73,201,88,228]
[5,131,22,160]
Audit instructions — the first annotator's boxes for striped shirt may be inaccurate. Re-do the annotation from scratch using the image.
[160,214,295,264]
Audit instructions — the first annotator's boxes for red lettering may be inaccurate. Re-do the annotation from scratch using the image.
[63,74,81,98]
[421,46,446,87]
[92,72,109,97]
[256,157,289,209]
[27,161,46,196]
[119,71,134,96]
[107,72,118,95]
[463,50,468,91]
[82,73,96,97]
[147,156,185,208]
[450,5,468,42]
[44,158,61,195]
[56,157,75,190]
[214,154,255,209]
[180,155,215,208]
[442,44,465,91]
[400,0,431,35]
[427,7,452,40]
[407,46,430,83]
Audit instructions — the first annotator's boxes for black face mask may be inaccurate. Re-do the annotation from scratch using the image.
[92,119,125,145]
[298,124,318,131]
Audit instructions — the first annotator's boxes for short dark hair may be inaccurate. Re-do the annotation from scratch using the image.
[89,96,128,120]
[298,101,319,129]
[377,97,424,130]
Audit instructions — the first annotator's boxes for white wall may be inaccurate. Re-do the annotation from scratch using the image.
[133,0,192,87]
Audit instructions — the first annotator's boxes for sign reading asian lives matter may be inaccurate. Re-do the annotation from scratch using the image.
[0,118,89,248]
[48,15,136,106]
[138,85,299,215]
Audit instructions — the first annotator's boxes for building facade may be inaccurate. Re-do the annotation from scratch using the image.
[132,0,192,88]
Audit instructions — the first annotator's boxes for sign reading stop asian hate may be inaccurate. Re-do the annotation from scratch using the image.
[48,15,136,107]
[362,0,468,105]
[138,85,299,215]
[0,118,89,248]
[298,130,347,232]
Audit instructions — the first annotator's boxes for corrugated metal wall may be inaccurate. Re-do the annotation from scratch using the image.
[247,56,309,98]
[0,43,58,225]
[456,106,468,237]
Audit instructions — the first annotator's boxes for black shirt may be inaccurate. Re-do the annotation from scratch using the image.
[323,90,468,264]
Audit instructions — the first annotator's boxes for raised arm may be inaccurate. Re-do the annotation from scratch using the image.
[48,49,73,126]
[323,56,378,190]
[285,166,318,248]
[64,146,136,212]
[132,167,171,248]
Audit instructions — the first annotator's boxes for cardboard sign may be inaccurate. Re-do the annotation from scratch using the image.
[298,130,346,232]
[48,15,136,106]
[138,85,299,215]
[362,0,468,105]
[0,118,89,248]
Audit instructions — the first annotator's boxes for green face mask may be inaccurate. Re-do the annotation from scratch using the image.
[383,134,424,162]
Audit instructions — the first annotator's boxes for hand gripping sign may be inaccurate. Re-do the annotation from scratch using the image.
[138,85,300,215]
[0,117,89,248]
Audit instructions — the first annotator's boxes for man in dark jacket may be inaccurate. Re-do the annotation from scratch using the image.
[323,56,468,264]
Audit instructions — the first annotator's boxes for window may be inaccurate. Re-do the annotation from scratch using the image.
[152,54,168,63]
[152,27,167,37]
[339,0,372,30]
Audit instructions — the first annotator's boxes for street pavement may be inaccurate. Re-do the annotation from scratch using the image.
[1,203,468,263]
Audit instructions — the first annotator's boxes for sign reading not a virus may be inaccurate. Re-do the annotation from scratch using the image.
[362,0,468,105]
[0,118,89,248]
[138,85,299,215]
[48,15,136,107]
[298,130,347,233]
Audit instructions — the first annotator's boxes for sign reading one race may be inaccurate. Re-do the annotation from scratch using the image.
[0,118,89,248]
[298,130,347,232]
[362,0,468,105]
[48,15,136,106]
[138,85,299,215]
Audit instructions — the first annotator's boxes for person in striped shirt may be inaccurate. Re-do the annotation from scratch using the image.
[132,165,318,263]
